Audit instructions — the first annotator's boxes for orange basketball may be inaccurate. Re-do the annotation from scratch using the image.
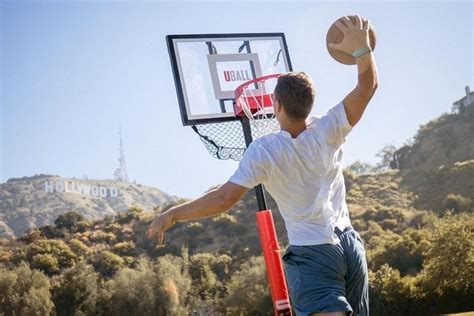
[326,15,377,65]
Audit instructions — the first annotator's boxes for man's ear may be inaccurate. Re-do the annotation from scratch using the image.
[275,100,282,113]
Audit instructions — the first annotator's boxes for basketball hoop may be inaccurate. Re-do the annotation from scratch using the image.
[234,74,281,137]
[234,73,280,118]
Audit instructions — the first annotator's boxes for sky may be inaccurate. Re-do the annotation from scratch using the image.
[1,0,473,198]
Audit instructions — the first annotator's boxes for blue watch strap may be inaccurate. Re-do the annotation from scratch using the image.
[352,46,371,58]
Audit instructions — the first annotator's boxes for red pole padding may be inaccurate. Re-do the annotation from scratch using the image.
[256,209,292,316]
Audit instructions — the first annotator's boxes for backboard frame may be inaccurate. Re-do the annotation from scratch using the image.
[166,33,293,126]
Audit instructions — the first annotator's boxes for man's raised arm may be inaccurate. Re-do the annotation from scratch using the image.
[329,15,379,127]
[343,51,378,126]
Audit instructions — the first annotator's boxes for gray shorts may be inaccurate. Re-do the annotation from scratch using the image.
[282,227,369,316]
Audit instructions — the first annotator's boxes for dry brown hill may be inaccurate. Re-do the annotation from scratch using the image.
[393,98,473,170]
[0,175,177,238]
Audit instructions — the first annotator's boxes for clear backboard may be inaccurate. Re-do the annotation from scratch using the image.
[167,33,293,126]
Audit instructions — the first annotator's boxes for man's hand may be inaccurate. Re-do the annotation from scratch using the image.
[147,210,176,247]
[329,15,371,56]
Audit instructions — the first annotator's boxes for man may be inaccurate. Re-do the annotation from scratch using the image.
[147,15,377,316]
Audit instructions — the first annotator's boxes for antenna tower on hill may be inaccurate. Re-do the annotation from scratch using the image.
[113,126,130,183]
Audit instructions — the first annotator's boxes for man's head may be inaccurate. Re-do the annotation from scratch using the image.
[273,72,315,122]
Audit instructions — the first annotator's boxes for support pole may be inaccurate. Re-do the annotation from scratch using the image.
[241,117,267,211]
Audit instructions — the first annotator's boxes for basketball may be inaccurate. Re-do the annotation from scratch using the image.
[326,15,377,65]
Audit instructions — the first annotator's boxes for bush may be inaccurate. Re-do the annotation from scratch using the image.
[94,250,125,277]
[68,238,91,257]
[89,230,116,244]
[415,213,474,313]
[25,239,77,275]
[0,262,54,315]
[55,211,85,232]
[369,229,431,276]
[369,265,413,315]
[52,261,99,316]
[442,193,472,213]
[112,241,136,257]
[31,253,60,274]
[103,255,191,315]
[224,256,272,315]
[189,253,218,299]
[116,206,143,224]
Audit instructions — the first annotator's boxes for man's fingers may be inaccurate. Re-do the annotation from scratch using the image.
[146,227,153,238]
[147,225,159,239]
[148,226,165,248]
[365,20,372,31]
[361,18,370,30]
[355,15,363,29]
[328,42,342,51]
[159,232,164,246]
[342,16,353,27]
[335,21,348,33]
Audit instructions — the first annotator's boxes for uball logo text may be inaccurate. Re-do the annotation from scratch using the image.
[223,70,251,82]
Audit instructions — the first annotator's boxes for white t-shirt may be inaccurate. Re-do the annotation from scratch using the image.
[229,102,353,246]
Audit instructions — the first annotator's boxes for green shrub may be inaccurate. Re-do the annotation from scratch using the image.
[55,211,84,232]
[25,239,77,275]
[31,253,60,274]
[103,255,191,315]
[94,250,125,277]
[52,261,99,316]
[89,230,116,244]
[369,265,413,315]
[224,256,272,315]
[0,262,54,315]
[112,241,136,257]
[442,193,472,213]
[68,238,91,257]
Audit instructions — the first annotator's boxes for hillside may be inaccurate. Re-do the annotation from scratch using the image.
[158,160,474,258]
[393,98,474,170]
[0,175,177,238]
[0,92,473,314]
[0,161,472,315]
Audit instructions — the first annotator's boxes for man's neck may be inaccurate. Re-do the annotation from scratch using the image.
[280,120,307,138]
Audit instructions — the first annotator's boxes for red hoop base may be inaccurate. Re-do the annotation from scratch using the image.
[233,74,281,118]
[234,94,274,117]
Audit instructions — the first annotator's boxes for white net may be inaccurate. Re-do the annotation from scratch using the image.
[192,118,280,161]
[192,75,281,161]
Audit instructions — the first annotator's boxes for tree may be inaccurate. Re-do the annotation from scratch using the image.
[347,160,377,175]
[369,228,431,276]
[104,255,191,315]
[224,256,273,315]
[442,194,472,213]
[369,265,414,315]
[31,253,60,274]
[52,261,99,316]
[93,250,125,277]
[116,206,143,224]
[376,144,397,170]
[68,238,91,258]
[189,253,218,299]
[55,211,85,232]
[25,239,77,275]
[0,262,54,315]
[416,213,474,313]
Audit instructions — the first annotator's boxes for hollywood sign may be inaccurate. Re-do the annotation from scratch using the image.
[44,180,118,198]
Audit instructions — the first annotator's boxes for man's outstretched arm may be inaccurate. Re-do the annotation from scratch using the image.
[329,15,379,127]
[146,181,249,246]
